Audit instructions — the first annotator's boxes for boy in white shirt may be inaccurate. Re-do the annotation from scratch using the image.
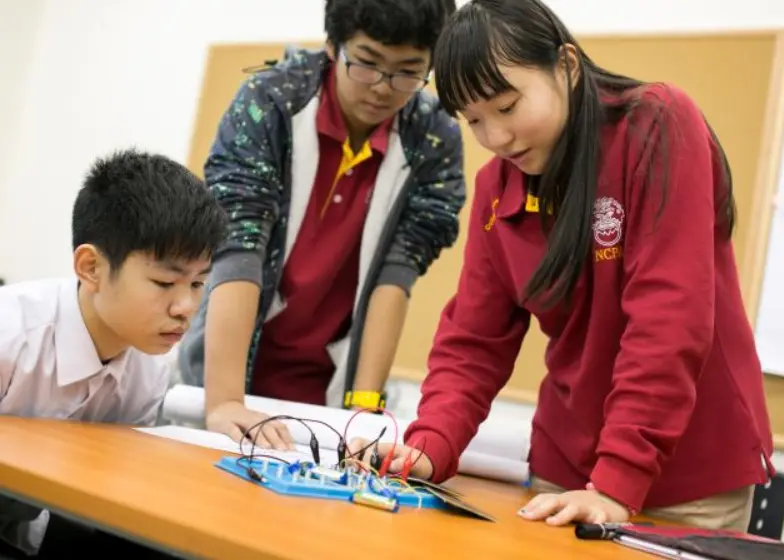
[0,149,226,557]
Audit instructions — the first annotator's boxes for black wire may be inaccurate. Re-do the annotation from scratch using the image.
[241,415,310,458]
[242,414,315,444]
[240,414,350,469]
[238,414,396,482]
[293,417,346,446]
[346,427,387,462]
[236,452,292,483]
[237,454,291,468]
[241,415,301,471]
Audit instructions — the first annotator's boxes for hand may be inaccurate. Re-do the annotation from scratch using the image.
[518,489,630,526]
[347,438,434,480]
[206,401,295,450]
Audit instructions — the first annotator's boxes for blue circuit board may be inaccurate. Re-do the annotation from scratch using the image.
[215,455,442,511]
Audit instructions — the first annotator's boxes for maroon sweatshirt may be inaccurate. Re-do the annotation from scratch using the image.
[403,84,774,514]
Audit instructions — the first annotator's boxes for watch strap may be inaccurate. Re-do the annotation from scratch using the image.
[344,390,387,410]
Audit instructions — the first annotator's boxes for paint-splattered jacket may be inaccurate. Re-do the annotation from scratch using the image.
[178,47,466,406]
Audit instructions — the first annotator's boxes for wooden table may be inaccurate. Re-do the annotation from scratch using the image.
[0,417,652,559]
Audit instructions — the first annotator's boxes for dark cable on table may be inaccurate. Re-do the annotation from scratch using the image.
[241,414,348,467]
[236,408,410,486]
[349,427,387,463]
[227,408,454,516]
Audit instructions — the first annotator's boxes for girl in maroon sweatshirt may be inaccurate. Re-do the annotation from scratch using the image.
[349,0,775,532]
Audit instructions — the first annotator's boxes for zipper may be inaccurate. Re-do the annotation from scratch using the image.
[342,165,414,396]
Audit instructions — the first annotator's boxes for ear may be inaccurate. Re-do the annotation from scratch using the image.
[73,244,106,293]
[324,41,337,61]
[559,44,581,87]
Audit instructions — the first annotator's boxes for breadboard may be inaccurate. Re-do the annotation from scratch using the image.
[215,456,442,510]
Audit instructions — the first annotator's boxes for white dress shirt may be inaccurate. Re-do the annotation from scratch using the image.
[0,277,172,554]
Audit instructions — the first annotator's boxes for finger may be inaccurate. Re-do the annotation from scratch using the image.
[347,438,370,457]
[546,503,581,526]
[280,424,296,446]
[270,422,296,450]
[245,425,272,449]
[262,422,289,450]
[362,441,391,464]
[356,446,371,465]
[226,424,247,445]
[383,445,426,475]
[376,442,397,457]
[589,508,608,524]
[520,495,563,520]
[518,493,550,516]
[387,456,406,473]
[370,443,400,471]
[239,417,270,442]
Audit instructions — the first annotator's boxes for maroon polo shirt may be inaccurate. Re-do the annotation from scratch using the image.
[252,65,392,405]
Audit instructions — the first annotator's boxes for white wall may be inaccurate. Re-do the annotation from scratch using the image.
[756,159,784,376]
[547,0,784,34]
[0,0,46,240]
[3,0,784,282]
[0,0,324,282]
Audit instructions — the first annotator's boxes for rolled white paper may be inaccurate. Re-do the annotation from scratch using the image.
[160,384,532,484]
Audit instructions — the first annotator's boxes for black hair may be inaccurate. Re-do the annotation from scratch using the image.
[324,0,456,53]
[434,0,735,308]
[72,149,227,271]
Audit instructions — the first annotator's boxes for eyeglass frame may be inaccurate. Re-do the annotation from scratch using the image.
[339,49,430,93]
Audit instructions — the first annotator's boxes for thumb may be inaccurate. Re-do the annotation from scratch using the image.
[226,424,247,444]
[376,442,398,458]
[375,443,404,471]
[388,456,406,473]
[347,437,370,456]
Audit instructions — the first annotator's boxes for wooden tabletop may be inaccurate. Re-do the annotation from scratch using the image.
[0,417,653,560]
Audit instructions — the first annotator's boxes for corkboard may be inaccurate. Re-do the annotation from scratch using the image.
[188,33,784,442]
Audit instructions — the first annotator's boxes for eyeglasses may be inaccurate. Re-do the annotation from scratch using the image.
[340,50,429,93]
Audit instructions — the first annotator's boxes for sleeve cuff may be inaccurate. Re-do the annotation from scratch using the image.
[376,263,419,297]
[590,455,655,513]
[404,428,459,483]
[210,251,264,288]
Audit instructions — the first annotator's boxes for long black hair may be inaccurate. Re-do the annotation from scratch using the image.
[434,0,735,308]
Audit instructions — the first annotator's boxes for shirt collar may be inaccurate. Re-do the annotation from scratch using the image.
[55,278,130,387]
[496,161,528,219]
[316,63,392,155]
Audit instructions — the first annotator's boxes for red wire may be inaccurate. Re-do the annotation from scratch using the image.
[400,436,427,481]
[343,407,399,472]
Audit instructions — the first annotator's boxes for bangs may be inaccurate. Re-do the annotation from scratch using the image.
[149,233,216,263]
[434,8,521,116]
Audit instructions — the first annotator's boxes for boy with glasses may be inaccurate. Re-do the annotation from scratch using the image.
[178,0,464,448]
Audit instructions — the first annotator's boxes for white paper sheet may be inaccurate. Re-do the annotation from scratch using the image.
[135,425,339,466]
[159,384,530,484]
[137,423,527,484]
[454,450,527,483]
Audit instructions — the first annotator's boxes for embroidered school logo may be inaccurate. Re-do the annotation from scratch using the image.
[484,198,500,231]
[592,197,625,247]
[593,197,625,263]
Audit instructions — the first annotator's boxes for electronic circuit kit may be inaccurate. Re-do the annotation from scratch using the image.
[214,408,496,522]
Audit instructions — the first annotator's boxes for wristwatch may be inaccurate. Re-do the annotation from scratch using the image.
[343,390,387,410]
